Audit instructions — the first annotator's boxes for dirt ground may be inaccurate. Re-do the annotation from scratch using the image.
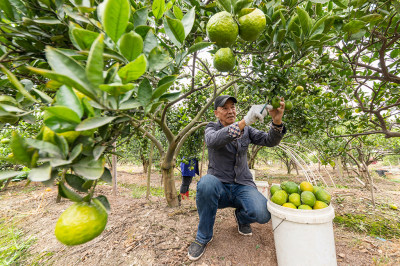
[1,164,400,265]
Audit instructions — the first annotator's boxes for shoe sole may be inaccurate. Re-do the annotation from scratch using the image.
[187,238,213,261]
[234,210,253,236]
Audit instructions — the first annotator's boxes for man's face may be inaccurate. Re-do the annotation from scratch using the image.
[214,99,237,126]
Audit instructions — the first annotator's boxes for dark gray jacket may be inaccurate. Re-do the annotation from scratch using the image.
[205,120,285,187]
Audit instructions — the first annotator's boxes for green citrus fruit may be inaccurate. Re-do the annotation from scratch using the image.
[271,190,288,205]
[303,59,312,66]
[315,188,331,204]
[281,181,298,194]
[304,103,310,109]
[213,48,236,72]
[313,186,322,194]
[282,202,297,209]
[300,181,314,192]
[288,193,301,207]
[43,127,56,143]
[285,100,293,111]
[301,191,316,207]
[298,204,312,210]
[238,8,266,42]
[206,11,238,47]
[1,138,10,144]
[295,85,304,93]
[270,185,282,196]
[271,97,281,109]
[55,199,108,246]
[313,200,328,209]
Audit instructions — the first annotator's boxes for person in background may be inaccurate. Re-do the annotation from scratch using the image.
[180,157,199,199]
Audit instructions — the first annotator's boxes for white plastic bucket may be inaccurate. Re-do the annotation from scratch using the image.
[255,181,269,198]
[250,169,256,182]
[267,200,337,266]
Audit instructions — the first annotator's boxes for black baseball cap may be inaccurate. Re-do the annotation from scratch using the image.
[214,95,237,110]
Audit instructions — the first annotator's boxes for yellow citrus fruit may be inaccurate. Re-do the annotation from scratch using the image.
[313,200,328,209]
[238,8,266,42]
[206,11,238,47]
[300,181,314,192]
[288,193,301,207]
[282,202,297,209]
[213,48,236,72]
[271,190,288,205]
[55,199,108,246]
[57,131,80,144]
[298,204,312,210]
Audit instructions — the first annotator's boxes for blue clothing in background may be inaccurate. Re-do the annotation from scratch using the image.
[180,158,199,177]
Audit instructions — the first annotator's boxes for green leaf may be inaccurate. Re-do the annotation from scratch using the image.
[32,88,53,103]
[119,99,142,109]
[333,0,348,9]
[359,14,383,23]
[69,143,83,161]
[99,83,135,96]
[152,0,165,20]
[45,47,96,94]
[342,20,366,34]
[152,75,176,99]
[296,7,312,35]
[82,180,94,190]
[95,195,110,210]
[100,168,112,183]
[132,7,148,28]
[148,46,172,72]
[11,131,33,166]
[188,42,213,54]
[309,0,329,3]
[163,16,185,47]
[0,64,37,102]
[44,116,77,133]
[75,116,116,131]
[143,30,158,56]
[233,0,252,15]
[56,86,83,118]
[118,32,143,62]
[159,91,180,102]
[58,182,83,202]
[28,67,96,100]
[46,106,81,124]
[86,34,104,87]
[72,157,106,180]
[53,134,69,158]
[217,0,232,13]
[310,14,330,35]
[181,7,195,37]
[118,54,147,82]
[28,163,52,182]
[137,78,153,106]
[103,0,130,43]
[0,0,15,20]
[93,145,107,161]
[0,171,22,181]
[25,139,63,158]
[173,6,183,19]
[65,174,88,192]
[70,26,100,50]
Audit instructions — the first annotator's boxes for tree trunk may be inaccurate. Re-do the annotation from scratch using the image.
[335,157,344,183]
[162,166,179,207]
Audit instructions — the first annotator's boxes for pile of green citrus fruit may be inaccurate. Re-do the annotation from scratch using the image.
[270,181,331,210]
[206,7,266,72]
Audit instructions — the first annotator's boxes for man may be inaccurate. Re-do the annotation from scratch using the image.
[188,95,286,261]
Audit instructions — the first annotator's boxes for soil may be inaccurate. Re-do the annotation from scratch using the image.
[1,164,400,265]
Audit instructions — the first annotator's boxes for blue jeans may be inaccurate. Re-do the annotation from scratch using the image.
[195,174,271,244]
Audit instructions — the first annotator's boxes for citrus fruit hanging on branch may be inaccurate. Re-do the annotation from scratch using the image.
[206,11,238,47]
[238,8,266,42]
[55,199,108,246]
[213,48,236,72]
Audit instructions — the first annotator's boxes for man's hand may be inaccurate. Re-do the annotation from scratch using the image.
[244,104,268,126]
[268,97,285,125]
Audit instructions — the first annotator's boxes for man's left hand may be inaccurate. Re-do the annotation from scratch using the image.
[268,97,285,125]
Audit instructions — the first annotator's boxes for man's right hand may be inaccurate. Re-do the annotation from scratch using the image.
[244,104,268,126]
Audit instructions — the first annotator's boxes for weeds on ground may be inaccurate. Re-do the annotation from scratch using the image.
[0,218,36,265]
[120,183,165,198]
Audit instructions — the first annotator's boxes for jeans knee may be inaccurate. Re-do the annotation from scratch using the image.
[197,175,220,198]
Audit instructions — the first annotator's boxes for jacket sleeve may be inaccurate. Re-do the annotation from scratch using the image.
[248,125,286,147]
[205,122,236,149]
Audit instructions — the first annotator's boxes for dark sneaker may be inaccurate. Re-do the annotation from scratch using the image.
[234,210,252,236]
[188,239,212,261]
